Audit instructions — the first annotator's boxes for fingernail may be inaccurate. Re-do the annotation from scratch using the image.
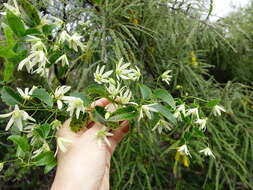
[120,120,129,127]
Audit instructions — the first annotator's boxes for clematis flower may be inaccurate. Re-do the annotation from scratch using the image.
[94,65,113,84]
[32,142,50,158]
[28,36,47,53]
[161,70,172,85]
[0,105,35,131]
[152,119,172,134]
[58,30,71,44]
[199,147,215,159]
[62,97,86,119]
[139,103,158,120]
[115,58,132,80]
[195,118,207,131]
[173,104,186,120]
[56,137,73,154]
[212,105,226,116]
[106,79,123,99]
[17,86,37,100]
[96,126,114,147]
[128,66,141,81]
[54,86,71,110]
[69,33,85,52]
[3,0,20,16]
[117,88,132,104]
[55,54,69,66]
[177,144,191,157]
[186,108,199,119]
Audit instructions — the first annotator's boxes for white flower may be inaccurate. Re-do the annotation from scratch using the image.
[28,36,47,53]
[94,65,113,84]
[195,118,207,131]
[96,126,114,147]
[55,54,69,66]
[106,80,123,99]
[173,104,186,119]
[186,108,199,119]
[17,86,37,100]
[54,86,71,109]
[199,147,215,159]
[0,162,4,172]
[115,58,132,80]
[62,97,86,119]
[177,144,191,157]
[56,137,73,153]
[139,103,158,120]
[161,70,172,85]
[213,105,226,116]
[3,0,20,16]
[69,33,85,52]
[18,50,49,76]
[128,66,141,81]
[58,30,71,44]
[152,119,172,134]
[117,88,132,104]
[0,105,35,131]
[32,142,50,158]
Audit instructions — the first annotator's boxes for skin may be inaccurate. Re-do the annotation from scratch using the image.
[51,98,129,190]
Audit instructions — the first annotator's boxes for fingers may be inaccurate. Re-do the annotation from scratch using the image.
[109,121,129,151]
[90,98,110,108]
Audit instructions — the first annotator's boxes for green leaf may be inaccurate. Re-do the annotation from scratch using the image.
[18,0,41,27]
[3,60,15,81]
[34,151,56,166]
[139,84,152,100]
[6,11,26,37]
[150,104,177,125]
[44,160,57,174]
[0,46,17,58]
[31,88,53,107]
[34,124,51,139]
[205,99,220,108]
[42,24,57,35]
[91,106,107,124]
[85,84,107,97]
[108,106,138,122]
[154,89,176,109]
[0,86,22,105]
[3,25,15,47]
[8,135,30,152]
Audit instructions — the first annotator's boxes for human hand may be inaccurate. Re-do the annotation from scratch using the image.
[51,98,129,190]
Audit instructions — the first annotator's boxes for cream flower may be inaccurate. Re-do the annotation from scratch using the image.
[62,97,86,119]
[0,105,35,131]
[55,54,69,66]
[17,86,37,100]
[195,118,207,130]
[69,33,85,52]
[177,144,191,157]
[139,103,158,120]
[96,126,114,147]
[115,58,132,80]
[152,119,172,134]
[161,70,172,85]
[54,86,71,110]
[199,147,215,159]
[213,105,226,116]
[106,80,123,99]
[186,108,199,119]
[56,137,73,153]
[117,88,132,104]
[94,65,113,84]
[173,104,186,119]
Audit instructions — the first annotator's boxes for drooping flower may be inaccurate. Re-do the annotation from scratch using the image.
[96,126,114,147]
[186,108,199,119]
[212,105,226,116]
[128,66,141,81]
[3,0,20,16]
[161,70,172,85]
[139,103,158,120]
[62,97,86,119]
[56,137,73,153]
[0,105,35,131]
[17,86,37,100]
[69,33,85,52]
[177,144,191,157]
[115,58,132,80]
[195,118,207,131]
[94,65,113,84]
[173,104,186,119]
[152,119,172,134]
[199,147,215,159]
[54,86,71,110]
[32,142,50,158]
[58,30,71,44]
[117,88,132,104]
[28,36,47,53]
[55,54,69,66]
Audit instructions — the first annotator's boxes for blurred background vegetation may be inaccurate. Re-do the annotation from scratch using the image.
[1,0,253,189]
